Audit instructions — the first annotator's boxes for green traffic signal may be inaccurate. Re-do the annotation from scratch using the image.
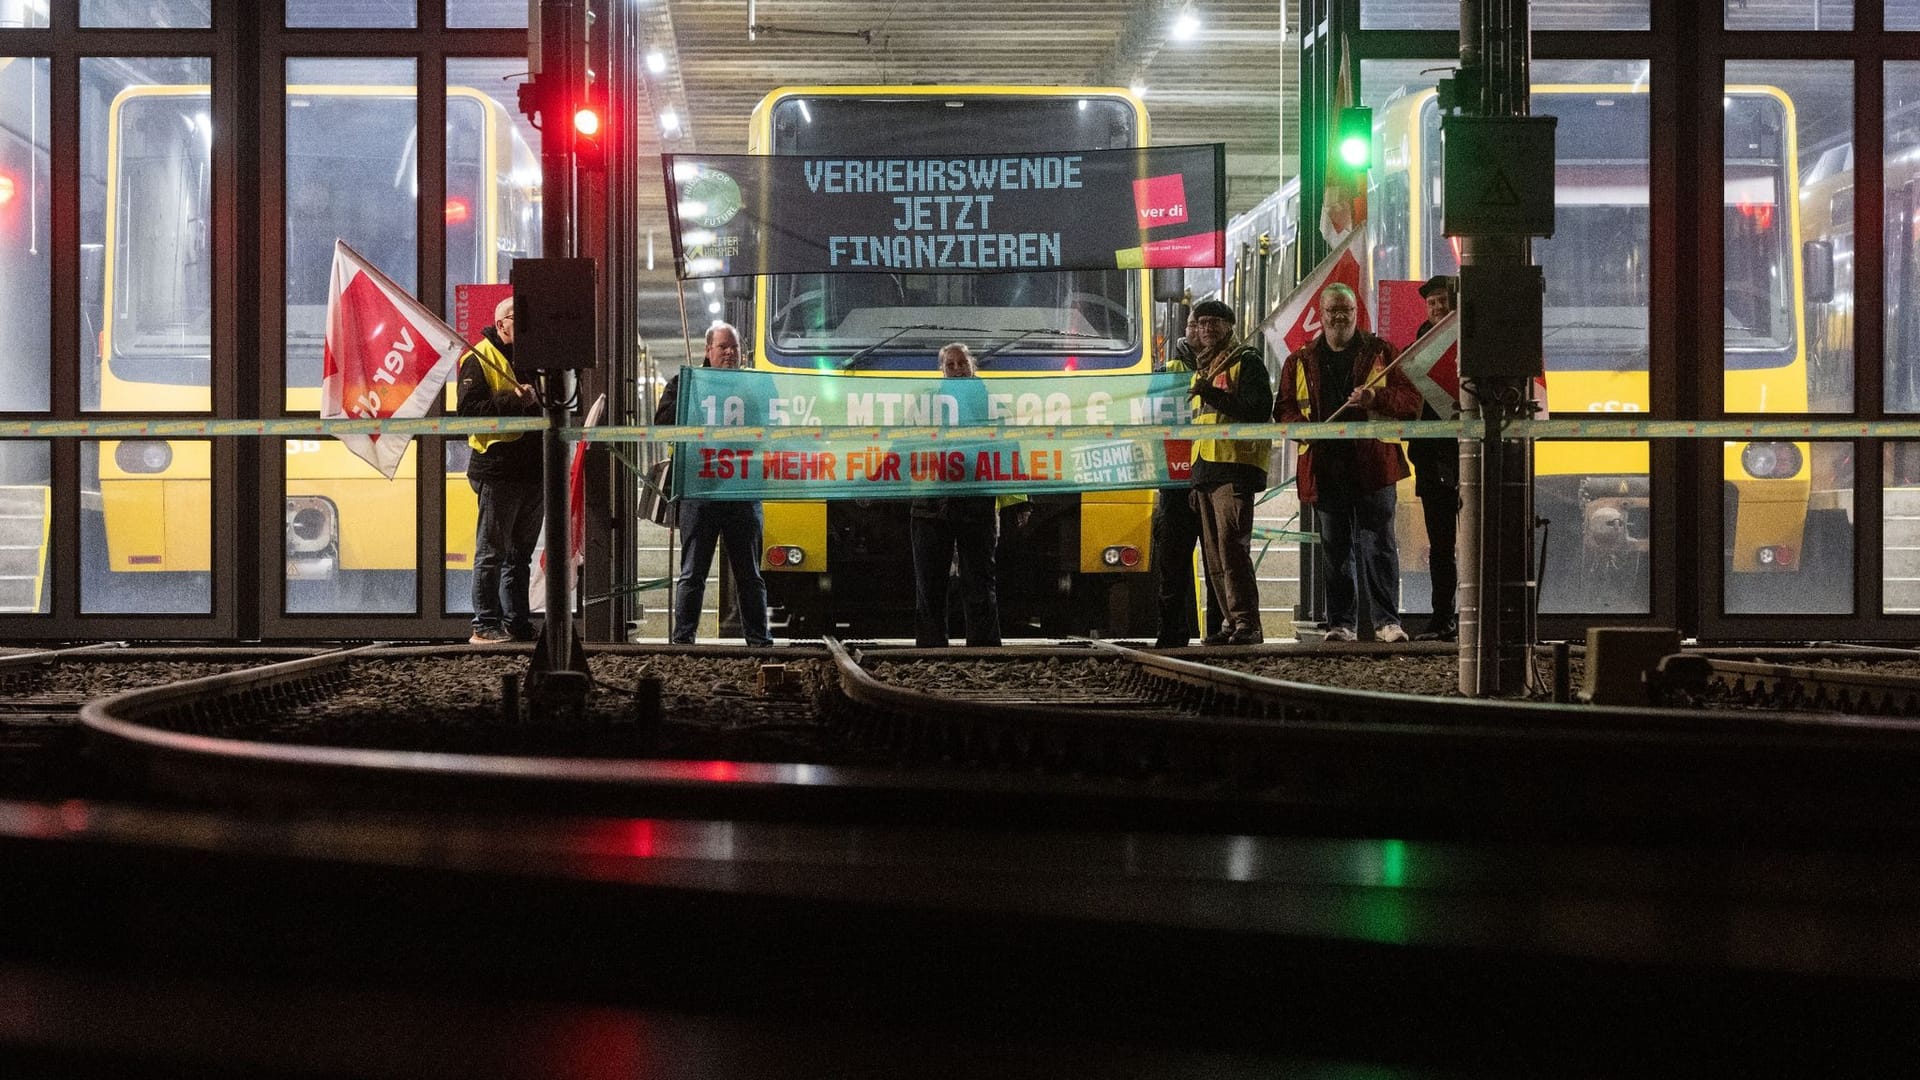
[1337,106,1373,171]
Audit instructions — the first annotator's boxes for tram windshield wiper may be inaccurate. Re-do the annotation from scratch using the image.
[841,324,997,370]
[972,328,1101,369]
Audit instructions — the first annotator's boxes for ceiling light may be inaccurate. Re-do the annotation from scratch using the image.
[661,108,681,133]
[1171,11,1201,40]
[1130,82,1148,98]
[646,50,666,74]
[707,301,722,314]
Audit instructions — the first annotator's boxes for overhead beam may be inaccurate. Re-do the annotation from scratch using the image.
[1087,0,1187,88]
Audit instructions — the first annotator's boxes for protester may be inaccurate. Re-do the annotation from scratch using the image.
[1185,299,1273,646]
[1407,275,1460,641]
[655,323,774,646]
[1153,311,1218,647]
[910,343,1002,647]
[1274,283,1421,643]
[456,297,543,645]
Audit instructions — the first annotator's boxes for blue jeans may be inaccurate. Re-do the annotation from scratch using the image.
[1317,485,1401,632]
[470,476,544,633]
[673,499,772,645]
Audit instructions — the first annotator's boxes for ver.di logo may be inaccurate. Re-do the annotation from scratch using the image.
[681,168,742,228]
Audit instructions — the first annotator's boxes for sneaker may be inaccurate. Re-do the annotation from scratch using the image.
[469,626,511,645]
[1201,629,1237,646]
[1375,624,1411,644]
[1414,619,1457,642]
[1225,627,1264,645]
[1322,626,1358,643]
[507,623,538,642]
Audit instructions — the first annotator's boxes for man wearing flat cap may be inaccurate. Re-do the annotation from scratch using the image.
[456,296,544,645]
[1407,275,1460,641]
[1184,298,1273,646]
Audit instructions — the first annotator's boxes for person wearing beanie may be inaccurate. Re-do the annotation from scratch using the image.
[456,296,544,645]
[1408,275,1460,641]
[1184,298,1273,646]
[1274,282,1421,643]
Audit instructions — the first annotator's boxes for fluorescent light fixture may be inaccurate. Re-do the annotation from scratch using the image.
[662,108,681,133]
[1171,11,1201,40]
[646,50,666,74]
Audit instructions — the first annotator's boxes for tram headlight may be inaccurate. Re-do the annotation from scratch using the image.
[1741,441,1803,479]
[114,440,173,473]
[284,496,338,555]
[766,545,805,568]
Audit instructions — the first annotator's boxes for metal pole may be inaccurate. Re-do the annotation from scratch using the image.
[522,0,589,708]
[1454,0,1536,696]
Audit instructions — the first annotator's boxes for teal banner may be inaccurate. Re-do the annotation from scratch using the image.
[671,368,1193,501]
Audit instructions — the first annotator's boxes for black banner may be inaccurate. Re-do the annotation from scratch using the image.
[664,144,1226,279]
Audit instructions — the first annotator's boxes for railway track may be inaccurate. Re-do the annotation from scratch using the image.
[1651,650,1920,715]
[56,638,1920,844]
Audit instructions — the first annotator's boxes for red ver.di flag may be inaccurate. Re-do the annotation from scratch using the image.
[321,240,468,479]
[1259,227,1370,359]
[1397,310,1461,416]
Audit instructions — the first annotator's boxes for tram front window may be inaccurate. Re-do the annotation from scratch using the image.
[763,94,1141,369]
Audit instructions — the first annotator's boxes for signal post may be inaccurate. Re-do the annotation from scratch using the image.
[1440,1,1555,696]
[513,0,603,716]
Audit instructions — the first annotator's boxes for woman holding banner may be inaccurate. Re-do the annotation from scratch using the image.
[910,344,1002,647]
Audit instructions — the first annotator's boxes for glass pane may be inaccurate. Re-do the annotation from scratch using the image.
[444,59,542,615]
[0,442,51,615]
[288,0,414,29]
[1364,59,1653,614]
[0,58,50,412]
[286,437,419,614]
[83,438,212,613]
[1724,440,1851,614]
[447,0,525,28]
[1886,64,1920,412]
[81,0,211,28]
[0,2,48,27]
[1727,0,1852,29]
[1722,62,1853,414]
[1362,1,1648,29]
[284,59,418,615]
[1723,63,1853,614]
[1894,0,1920,30]
[1886,443,1920,613]
[82,57,213,414]
[285,57,416,411]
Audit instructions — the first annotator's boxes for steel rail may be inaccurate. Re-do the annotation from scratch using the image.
[1652,653,1920,715]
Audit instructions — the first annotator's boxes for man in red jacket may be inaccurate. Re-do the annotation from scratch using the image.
[1275,283,1422,642]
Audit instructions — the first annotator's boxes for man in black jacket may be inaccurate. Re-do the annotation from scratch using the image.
[654,323,773,646]
[456,297,543,644]
[1406,275,1459,641]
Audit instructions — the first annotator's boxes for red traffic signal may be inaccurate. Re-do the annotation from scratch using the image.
[570,95,606,171]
